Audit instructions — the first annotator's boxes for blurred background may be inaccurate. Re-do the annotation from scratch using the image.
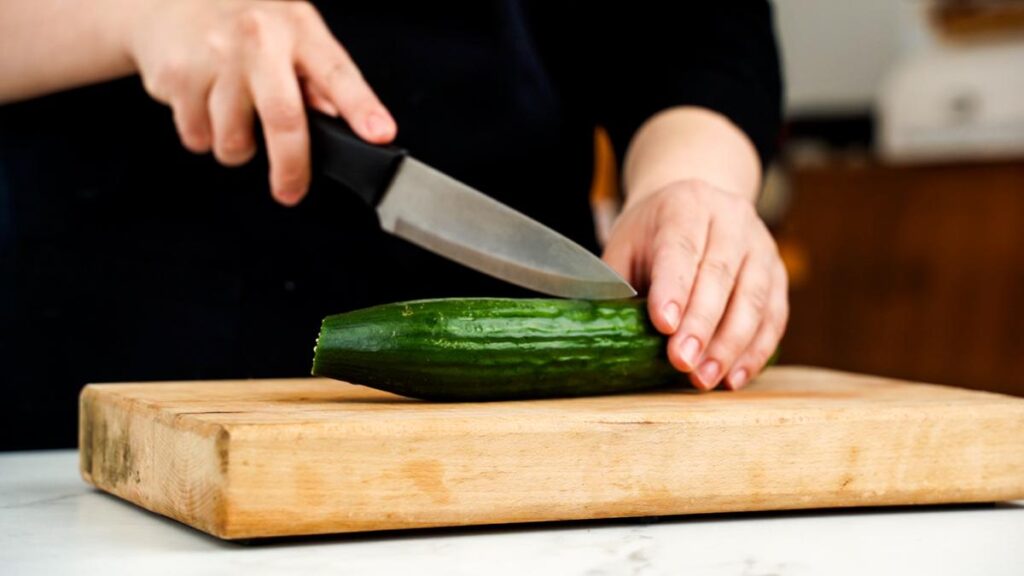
[593,0,1024,396]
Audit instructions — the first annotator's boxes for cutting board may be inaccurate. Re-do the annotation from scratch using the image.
[79,366,1024,540]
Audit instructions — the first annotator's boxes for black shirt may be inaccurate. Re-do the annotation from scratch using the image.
[0,1,781,449]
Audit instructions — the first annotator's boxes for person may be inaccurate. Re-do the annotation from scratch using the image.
[0,1,787,449]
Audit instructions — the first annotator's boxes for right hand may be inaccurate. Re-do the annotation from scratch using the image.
[129,0,396,205]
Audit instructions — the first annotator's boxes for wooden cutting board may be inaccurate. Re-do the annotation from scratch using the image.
[79,366,1024,540]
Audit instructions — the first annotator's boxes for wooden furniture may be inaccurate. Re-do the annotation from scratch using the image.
[80,367,1024,540]
[777,159,1024,396]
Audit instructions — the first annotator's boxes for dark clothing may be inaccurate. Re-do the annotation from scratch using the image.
[0,1,781,449]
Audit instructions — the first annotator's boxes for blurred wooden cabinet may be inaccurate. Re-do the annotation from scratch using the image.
[777,158,1024,396]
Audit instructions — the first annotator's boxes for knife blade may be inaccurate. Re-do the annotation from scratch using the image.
[310,112,636,300]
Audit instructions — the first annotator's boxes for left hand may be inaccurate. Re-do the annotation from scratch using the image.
[602,179,788,391]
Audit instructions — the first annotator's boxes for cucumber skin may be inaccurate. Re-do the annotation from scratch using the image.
[311,298,683,401]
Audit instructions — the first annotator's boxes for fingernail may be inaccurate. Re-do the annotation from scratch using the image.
[679,336,701,369]
[662,302,681,332]
[364,112,391,140]
[728,368,749,390]
[698,360,721,387]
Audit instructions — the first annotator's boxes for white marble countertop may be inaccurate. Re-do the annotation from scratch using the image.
[2,450,1023,576]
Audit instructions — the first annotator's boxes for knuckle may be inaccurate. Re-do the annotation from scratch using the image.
[323,58,354,87]
[329,75,378,115]
[684,308,718,336]
[672,234,702,262]
[649,267,693,300]
[653,232,701,265]
[672,272,694,295]
[152,58,188,95]
[713,335,747,362]
[652,275,693,306]
[288,1,319,22]
[260,97,304,132]
[141,75,165,101]
[743,282,771,314]
[701,257,737,286]
[217,131,254,163]
[203,31,232,62]
[238,7,273,43]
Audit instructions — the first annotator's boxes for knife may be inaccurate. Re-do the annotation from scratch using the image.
[309,112,636,300]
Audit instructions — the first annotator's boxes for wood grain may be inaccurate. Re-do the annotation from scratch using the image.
[778,159,1024,397]
[79,366,1024,540]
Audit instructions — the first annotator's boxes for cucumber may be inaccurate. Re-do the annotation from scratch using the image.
[311,298,682,401]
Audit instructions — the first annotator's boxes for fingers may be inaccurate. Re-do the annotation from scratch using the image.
[208,70,256,166]
[667,208,748,383]
[172,91,213,153]
[142,53,214,154]
[242,11,310,205]
[646,204,708,336]
[725,260,789,390]
[303,80,339,117]
[609,182,786,392]
[141,2,392,206]
[692,255,773,390]
[158,60,214,154]
[295,12,396,143]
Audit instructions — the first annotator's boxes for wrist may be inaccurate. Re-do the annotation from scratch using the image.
[113,0,162,71]
[621,106,762,209]
[623,177,757,213]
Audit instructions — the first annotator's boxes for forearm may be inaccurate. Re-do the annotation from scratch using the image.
[622,106,762,206]
[0,0,139,103]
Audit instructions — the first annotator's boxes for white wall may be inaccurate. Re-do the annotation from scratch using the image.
[774,0,920,116]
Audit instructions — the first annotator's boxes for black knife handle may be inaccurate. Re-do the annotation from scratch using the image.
[309,111,407,207]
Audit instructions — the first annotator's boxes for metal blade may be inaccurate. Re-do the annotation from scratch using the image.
[376,157,637,300]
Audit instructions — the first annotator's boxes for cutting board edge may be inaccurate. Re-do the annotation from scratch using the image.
[213,489,1024,540]
[79,384,233,538]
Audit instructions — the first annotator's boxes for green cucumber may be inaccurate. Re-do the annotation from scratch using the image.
[311,298,682,401]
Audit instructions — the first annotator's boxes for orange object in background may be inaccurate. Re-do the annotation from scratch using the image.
[589,126,621,248]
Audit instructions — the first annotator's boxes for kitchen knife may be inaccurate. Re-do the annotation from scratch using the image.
[309,112,636,300]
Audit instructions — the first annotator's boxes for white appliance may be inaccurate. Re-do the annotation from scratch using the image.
[878,41,1024,163]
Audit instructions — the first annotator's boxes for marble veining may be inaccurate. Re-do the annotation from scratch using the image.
[1,450,1023,575]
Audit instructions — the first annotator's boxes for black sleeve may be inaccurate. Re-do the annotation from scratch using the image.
[590,1,784,170]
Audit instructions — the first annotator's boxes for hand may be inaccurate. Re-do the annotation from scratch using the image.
[603,179,788,391]
[128,0,396,205]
